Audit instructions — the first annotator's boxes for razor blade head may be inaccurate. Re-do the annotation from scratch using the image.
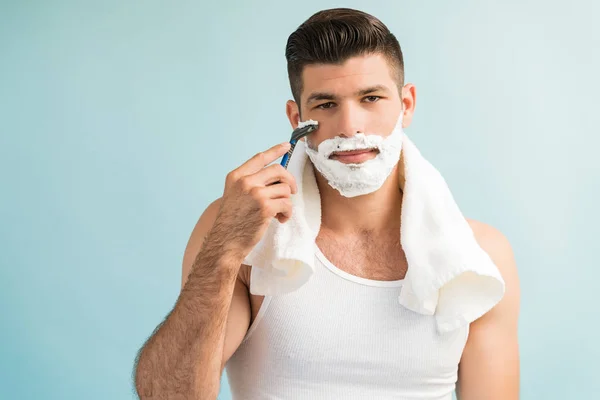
[291,123,319,142]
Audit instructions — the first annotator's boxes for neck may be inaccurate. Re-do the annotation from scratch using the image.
[316,163,403,235]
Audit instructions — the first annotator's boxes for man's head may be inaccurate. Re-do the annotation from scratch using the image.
[284,8,416,153]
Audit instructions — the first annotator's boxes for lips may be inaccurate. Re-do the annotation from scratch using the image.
[329,148,378,163]
[332,149,374,156]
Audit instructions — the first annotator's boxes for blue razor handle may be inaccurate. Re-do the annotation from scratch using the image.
[280,140,297,169]
[278,123,318,170]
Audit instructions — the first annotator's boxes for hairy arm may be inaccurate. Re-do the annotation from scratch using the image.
[133,199,251,399]
[133,142,295,399]
[457,220,521,399]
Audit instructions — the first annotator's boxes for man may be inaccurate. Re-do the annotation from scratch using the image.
[134,8,520,400]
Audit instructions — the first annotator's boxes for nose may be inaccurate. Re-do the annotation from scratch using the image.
[335,104,366,138]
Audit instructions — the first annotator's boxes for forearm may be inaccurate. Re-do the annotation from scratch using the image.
[135,241,241,399]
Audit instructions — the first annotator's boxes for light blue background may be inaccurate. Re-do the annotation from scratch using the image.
[1,1,598,399]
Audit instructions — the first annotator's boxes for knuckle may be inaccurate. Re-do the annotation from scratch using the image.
[274,164,286,175]
[249,186,262,198]
[257,196,269,209]
[239,176,253,192]
[226,170,239,184]
[284,171,297,185]
[256,151,267,162]
[260,203,272,218]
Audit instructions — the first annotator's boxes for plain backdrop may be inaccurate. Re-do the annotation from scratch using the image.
[1,1,599,399]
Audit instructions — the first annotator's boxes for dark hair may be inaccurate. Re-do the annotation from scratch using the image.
[285,8,404,108]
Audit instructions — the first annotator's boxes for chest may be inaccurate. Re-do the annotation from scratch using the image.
[315,231,408,281]
[244,235,409,325]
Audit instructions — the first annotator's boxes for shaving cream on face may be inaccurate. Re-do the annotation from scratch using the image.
[304,112,404,198]
[297,119,319,129]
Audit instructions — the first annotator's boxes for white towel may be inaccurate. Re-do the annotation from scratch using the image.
[243,134,505,333]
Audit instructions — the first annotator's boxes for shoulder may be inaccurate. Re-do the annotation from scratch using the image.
[458,218,521,398]
[182,198,251,288]
[199,198,223,226]
[183,198,222,264]
[467,218,510,249]
[467,218,515,271]
[181,198,223,288]
[465,218,520,321]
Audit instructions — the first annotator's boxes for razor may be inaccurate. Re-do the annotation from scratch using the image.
[280,122,319,169]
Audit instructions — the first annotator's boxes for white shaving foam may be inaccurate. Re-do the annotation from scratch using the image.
[305,112,404,197]
[297,119,319,129]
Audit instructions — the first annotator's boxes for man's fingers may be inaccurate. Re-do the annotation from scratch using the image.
[272,198,293,223]
[238,142,291,175]
[255,183,293,200]
[251,164,298,194]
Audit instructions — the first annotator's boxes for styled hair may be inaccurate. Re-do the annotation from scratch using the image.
[285,8,405,107]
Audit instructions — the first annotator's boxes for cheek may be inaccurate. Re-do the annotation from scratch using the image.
[305,136,318,151]
[304,131,328,151]
[370,117,399,137]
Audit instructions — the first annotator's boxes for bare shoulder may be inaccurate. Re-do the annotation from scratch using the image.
[181,198,252,288]
[181,198,223,289]
[466,218,509,246]
[465,217,520,322]
[466,218,515,272]
[457,220,521,398]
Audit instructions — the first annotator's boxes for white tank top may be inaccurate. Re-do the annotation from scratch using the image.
[225,247,469,400]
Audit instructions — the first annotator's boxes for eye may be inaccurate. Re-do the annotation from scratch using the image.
[363,96,381,103]
[316,102,336,110]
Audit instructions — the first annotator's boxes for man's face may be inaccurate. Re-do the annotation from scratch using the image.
[287,53,411,164]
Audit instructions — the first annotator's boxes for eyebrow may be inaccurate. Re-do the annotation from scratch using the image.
[305,84,391,105]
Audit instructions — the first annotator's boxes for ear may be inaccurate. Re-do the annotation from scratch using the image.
[286,100,300,130]
[400,84,417,128]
